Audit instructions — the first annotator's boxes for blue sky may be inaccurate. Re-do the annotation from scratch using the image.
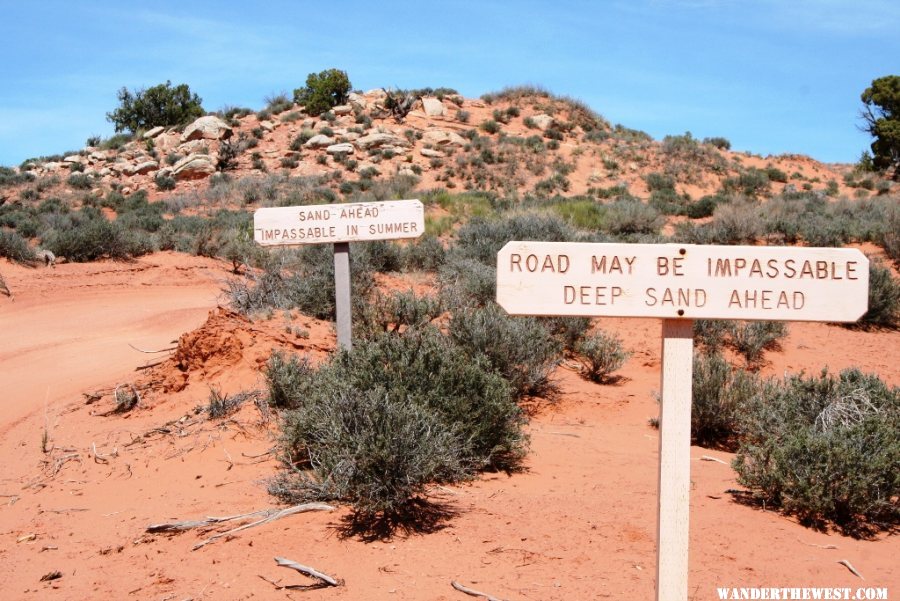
[1,0,898,167]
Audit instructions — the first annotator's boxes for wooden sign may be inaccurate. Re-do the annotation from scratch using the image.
[253,199,424,246]
[253,199,424,350]
[495,240,870,601]
[497,242,869,322]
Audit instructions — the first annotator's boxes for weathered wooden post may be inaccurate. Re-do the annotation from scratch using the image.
[253,199,425,350]
[496,241,869,601]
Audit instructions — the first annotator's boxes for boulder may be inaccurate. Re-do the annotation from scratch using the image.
[348,93,368,111]
[177,140,209,155]
[332,104,353,116]
[355,132,408,151]
[259,120,275,132]
[143,126,165,139]
[123,160,159,176]
[530,114,554,130]
[89,150,110,162]
[421,97,445,117]
[181,115,233,142]
[172,154,216,180]
[397,166,417,177]
[304,134,334,149]
[326,143,355,156]
[420,148,444,158]
[63,154,85,165]
[421,130,466,147]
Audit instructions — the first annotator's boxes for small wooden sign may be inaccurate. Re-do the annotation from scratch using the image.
[253,199,424,246]
[497,242,869,322]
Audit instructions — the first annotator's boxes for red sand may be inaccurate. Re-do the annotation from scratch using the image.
[0,254,897,600]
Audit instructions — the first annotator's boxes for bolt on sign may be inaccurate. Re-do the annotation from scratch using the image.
[253,200,424,349]
[496,241,869,601]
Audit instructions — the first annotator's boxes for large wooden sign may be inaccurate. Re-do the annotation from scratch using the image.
[497,242,869,322]
[495,240,870,601]
[253,199,424,246]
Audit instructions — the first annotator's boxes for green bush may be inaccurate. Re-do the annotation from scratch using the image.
[855,262,900,329]
[293,68,350,117]
[355,290,443,338]
[734,368,899,535]
[729,321,788,367]
[691,352,764,450]
[449,304,561,398]
[43,211,153,262]
[480,120,501,134]
[0,229,36,263]
[66,173,94,190]
[106,80,204,133]
[268,327,526,519]
[574,330,629,383]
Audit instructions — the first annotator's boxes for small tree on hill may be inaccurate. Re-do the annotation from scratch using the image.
[293,68,351,116]
[861,75,900,178]
[106,80,205,133]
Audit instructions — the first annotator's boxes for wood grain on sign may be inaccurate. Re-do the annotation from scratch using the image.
[496,242,869,322]
[253,199,424,246]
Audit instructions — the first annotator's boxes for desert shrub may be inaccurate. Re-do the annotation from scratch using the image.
[42,209,153,261]
[693,319,733,354]
[106,80,204,133]
[227,245,373,319]
[645,172,676,192]
[853,262,900,329]
[293,68,350,117]
[438,255,497,307]
[401,235,446,271]
[703,136,731,150]
[452,212,578,265]
[262,92,293,115]
[0,229,36,263]
[269,327,526,518]
[449,303,561,398]
[480,120,501,134]
[66,173,94,190]
[765,166,789,183]
[574,330,629,383]
[729,321,788,367]
[155,174,176,191]
[0,166,33,188]
[691,352,765,450]
[685,194,722,218]
[734,368,900,535]
[355,290,443,338]
[265,352,315,409]
[600,198,663,237]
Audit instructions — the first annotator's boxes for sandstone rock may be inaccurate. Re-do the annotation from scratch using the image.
[421,97,445,117]
[181,115,233,142]
[123,160,159,176]
[421,130,466,147]
[98,168,112,177]
[332,104,352,116]
[63,155,85,165]
[177,140,209,155]
[157,167,174,179]
[420,148,444,158]
[143,126,165,139]
[355,132,407,151]
[342,132,361,142]
[326,143,354,156]
[348,92,368,111]
[357,161,380,175]
[398,166,417,177]
[172,154,215,180]
[304,134,334,149]
[89,151,109,162]
[530,114,554,130]
[259,120,275,132]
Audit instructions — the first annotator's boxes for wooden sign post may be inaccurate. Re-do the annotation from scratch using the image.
[496,241,869,601]
[254,199,425,350]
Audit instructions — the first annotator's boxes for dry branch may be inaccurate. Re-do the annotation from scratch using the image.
[837,559,864,579]
[275,556,341,587]
[128,343,177,354]
[145,503,334,550]
[451,580,506,601]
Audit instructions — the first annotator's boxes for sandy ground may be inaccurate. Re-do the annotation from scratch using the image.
[0,253,897,600]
